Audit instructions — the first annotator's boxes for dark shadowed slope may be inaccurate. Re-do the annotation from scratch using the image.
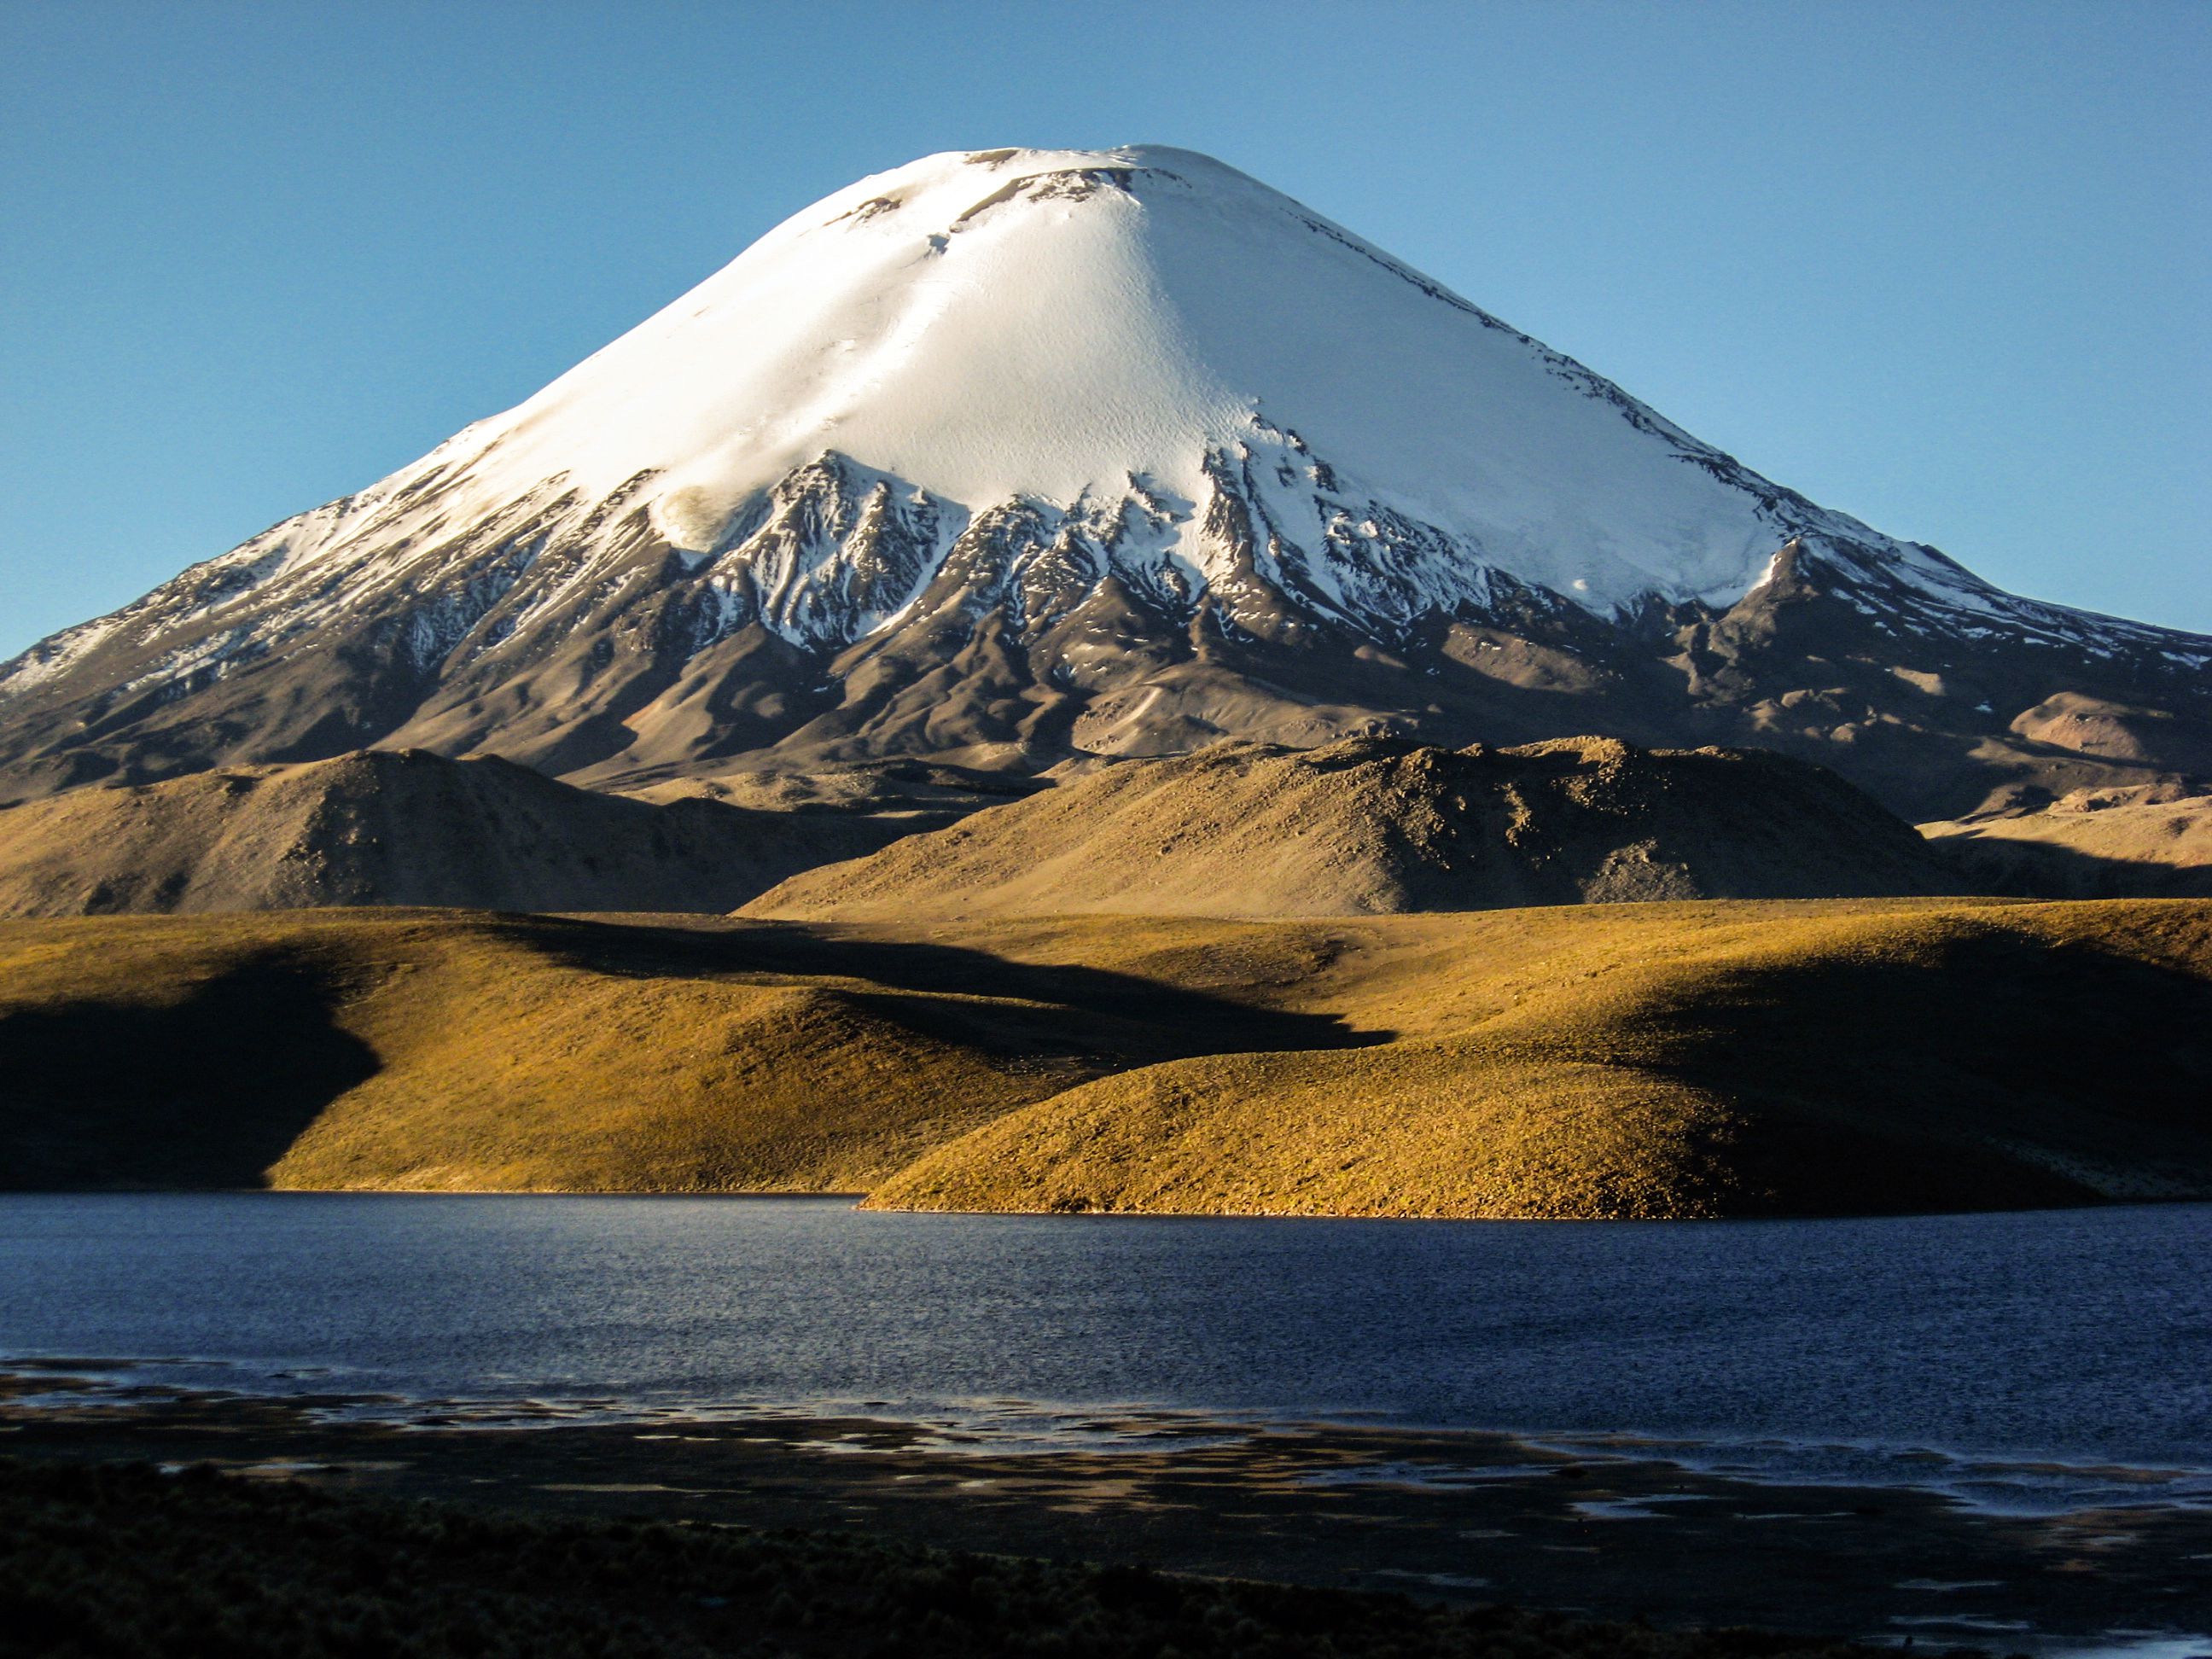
[0,749,947,917]
[1923,780,2212,899]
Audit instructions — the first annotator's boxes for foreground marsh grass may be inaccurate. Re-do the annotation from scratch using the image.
[0,899,2205,1215]
[0,1458,1903,1659]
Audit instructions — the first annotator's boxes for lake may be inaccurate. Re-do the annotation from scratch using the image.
[3,1193,2208,1516]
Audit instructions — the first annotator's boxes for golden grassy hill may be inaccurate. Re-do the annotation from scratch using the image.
[0,908,1353,1192]
[2,898,2206,1216]
[871,899,2212,1218]
[0,749,938,917]
[742,736,1957,922]
[1921,783,2212,899]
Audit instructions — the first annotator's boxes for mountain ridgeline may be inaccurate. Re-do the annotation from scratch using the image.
[0,146,2204,824]
[744,736,1959,921]
[0,750,957,918]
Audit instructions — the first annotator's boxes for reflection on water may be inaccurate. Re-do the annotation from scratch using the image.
[3,1193,2208,1513]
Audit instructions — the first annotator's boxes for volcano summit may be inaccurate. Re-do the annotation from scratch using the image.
[3,145,2204,818]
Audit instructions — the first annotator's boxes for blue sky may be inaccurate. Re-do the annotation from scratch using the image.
[3,0,2206,659]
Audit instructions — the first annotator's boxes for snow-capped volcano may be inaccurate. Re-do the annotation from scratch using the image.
[381,143,1844,620]
[3,146,2206,818]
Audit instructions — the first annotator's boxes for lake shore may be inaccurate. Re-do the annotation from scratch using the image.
[5,1366,2206,1653]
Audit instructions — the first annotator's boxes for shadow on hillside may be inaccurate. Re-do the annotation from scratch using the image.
[0,957,380,1190]
[517,914,1378,1066]
[1926,835,2212,900]
[1648,924,2212,1214]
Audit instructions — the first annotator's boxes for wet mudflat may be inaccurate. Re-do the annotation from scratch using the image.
[3,1369,2207,1652]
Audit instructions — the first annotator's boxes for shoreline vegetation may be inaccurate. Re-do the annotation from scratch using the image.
[1,897,2207,1217]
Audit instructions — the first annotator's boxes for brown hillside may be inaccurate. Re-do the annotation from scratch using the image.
[0,749,942,917]
[1922,782,2212,899]
[744,736,1959,921]
[3,899,2206,1216]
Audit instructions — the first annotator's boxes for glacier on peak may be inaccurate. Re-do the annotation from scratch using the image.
[270,143,1895,623]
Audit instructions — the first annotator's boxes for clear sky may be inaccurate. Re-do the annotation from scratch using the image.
[3,0,2206,661]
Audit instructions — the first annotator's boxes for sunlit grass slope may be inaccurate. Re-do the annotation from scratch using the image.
[0,899,2206,1214]
[871,898,2212,1217]
[0,909,1351,1193]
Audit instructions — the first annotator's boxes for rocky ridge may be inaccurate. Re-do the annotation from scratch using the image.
[743,735,1959,921]
[0,749,948,917]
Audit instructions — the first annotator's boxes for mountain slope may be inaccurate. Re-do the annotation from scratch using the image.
[3,146,2205,818]
[743,735,1959,920]
[0,749,945,917]
[1923,781,2212,899]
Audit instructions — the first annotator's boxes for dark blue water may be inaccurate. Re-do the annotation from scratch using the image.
[3,1194,2208,1512]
